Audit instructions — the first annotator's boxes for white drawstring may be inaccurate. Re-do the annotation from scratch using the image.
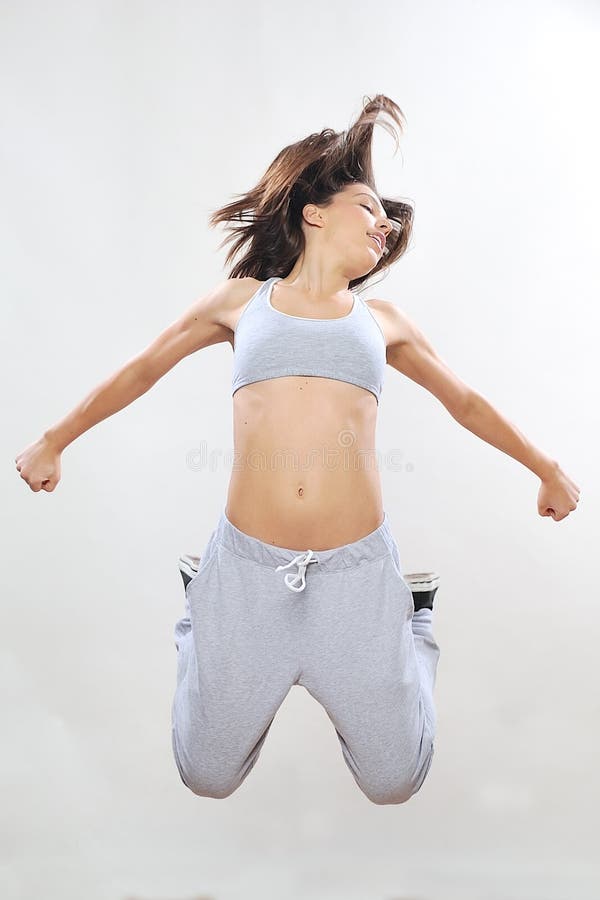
[275,549,319,592]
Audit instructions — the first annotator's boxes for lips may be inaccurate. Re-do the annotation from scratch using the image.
[369,233,384,252]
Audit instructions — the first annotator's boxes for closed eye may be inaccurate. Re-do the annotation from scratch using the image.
[360,203,374,213]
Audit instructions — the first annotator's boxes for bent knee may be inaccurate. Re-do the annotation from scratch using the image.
[361,745,435,806]
[363,778,417,806]
[172,729,242,799]
[178,768,241,799]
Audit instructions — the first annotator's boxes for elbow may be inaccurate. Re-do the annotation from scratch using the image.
[452,390,481,422]
[125,358,158,392]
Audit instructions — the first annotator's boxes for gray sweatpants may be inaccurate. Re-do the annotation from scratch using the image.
[171,508,441,805]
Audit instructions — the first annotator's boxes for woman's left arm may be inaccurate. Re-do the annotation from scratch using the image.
[456,395,580,521]
[376,300,581,522]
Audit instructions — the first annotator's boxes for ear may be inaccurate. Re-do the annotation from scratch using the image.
[302,203,323,227]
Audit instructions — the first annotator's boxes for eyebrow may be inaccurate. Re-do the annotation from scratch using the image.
[353,191,386,218]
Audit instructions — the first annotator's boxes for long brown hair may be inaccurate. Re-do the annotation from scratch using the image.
[208,94,415,292]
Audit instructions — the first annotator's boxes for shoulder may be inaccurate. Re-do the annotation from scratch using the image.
[200,277,263,330]
[363,297,415,349]
[213,276,262,308]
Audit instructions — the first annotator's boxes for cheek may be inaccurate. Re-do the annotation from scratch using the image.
[342,228,369,252]
[328,212,369,248]
[348,214,370,243]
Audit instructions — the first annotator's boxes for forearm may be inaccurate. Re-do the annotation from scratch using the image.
[44,361,153,453]
[456,393,559,481]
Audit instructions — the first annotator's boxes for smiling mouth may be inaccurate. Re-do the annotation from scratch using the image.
[369,234,383,252]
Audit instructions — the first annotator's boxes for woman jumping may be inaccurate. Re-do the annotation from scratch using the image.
[15,94,580,805]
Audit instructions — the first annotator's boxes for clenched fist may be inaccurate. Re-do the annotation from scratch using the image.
[537,465,581,521]
[15,436,62,493]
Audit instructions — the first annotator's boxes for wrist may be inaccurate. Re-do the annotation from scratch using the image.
[43,427,67,454]
[534,455,560,482]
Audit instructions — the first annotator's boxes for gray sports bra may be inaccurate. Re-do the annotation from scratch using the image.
[231,276,387,404]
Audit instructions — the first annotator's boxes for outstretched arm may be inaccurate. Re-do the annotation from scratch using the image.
[15,279,237,492]
[378,300,581,522]
[449,394,579,521]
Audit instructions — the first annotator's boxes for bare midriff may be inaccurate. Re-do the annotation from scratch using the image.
[226,375,384,550]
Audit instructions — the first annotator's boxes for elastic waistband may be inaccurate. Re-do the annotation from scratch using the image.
[213,507,396,573]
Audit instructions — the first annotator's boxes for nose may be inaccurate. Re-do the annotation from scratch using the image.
[275,549,319,592]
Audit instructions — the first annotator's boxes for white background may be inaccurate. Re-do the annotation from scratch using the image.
[2,1,598,898]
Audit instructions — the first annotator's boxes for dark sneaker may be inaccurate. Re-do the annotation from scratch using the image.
[178,553,200,590]
[405,572,440,611]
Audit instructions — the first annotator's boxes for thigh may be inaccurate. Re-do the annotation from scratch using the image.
[187,551,300,693]
[299,551,435,779]
[172,536,302,789]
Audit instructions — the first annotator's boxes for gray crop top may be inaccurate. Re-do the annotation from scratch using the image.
[231,276,387,404]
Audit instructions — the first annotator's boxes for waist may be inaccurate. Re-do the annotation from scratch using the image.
[215,504,395,568]
[226,472,384,548]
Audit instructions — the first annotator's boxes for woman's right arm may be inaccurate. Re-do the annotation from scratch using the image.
[15,278,241,492]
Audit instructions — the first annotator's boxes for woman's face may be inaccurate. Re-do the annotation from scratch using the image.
[304,183,393,276]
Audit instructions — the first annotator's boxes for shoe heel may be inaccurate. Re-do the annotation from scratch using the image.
[178,553,201,589]
[404,572,440,611]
